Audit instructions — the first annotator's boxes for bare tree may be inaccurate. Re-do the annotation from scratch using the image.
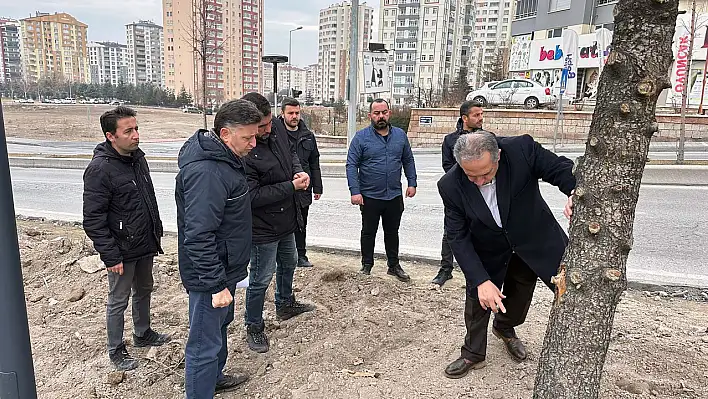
[533,0,679,398]
[180,0,232,129]
[483,47,510,83]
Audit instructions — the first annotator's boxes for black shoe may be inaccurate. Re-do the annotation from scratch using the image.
[492,327,528,361]
[246,324,270,353]
[360,264,373,275]
[387,264,411,282]
[215,373,249,393]
[297,256,313,268]
[276,299,316,321]
[444,357,486,379]
[133,328,172,348]
[431,269,453,286]
[109,344,139,371]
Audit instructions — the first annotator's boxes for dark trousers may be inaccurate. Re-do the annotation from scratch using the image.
[440,231,454,273]
[360,195,404,267]
[461,254,538,362]
[106,256,154,354]
[294,205,309,259]
[185,284,237,399]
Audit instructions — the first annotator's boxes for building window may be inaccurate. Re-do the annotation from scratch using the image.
[549,0,572,12]
[546,28,562,38]
[514,0,538,19]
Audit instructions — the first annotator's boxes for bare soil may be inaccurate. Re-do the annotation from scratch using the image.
[14,218,708,399]
[3,103,214,142]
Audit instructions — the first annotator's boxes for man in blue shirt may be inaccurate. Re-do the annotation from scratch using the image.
[346,99,417,282]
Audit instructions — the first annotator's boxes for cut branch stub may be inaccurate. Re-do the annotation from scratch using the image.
[620,103,631,114]
[637,79,656,96]
[575,187,586,199]
[588,221,601,234]
[570,270,584,289]
[551,264,568,305]
[603,269,622,281]
[589,136,599,147]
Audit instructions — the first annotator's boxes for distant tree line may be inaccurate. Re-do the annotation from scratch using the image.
[0,76,194,108]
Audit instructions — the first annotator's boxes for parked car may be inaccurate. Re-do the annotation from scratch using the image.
[182,106,201,114]
[466,79,555,109]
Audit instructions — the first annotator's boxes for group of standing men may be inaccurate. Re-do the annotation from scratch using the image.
[82,93,576,398]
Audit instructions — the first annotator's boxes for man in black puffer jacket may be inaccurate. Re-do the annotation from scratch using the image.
[83,106,170,372]
[176,99,263,398]
[279,97,323,268]
[432,100,484,287]
[241,92,316,354]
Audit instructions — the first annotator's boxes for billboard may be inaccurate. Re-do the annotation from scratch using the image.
[362,52,390,94]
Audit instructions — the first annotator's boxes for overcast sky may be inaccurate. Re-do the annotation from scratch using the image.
[3,0,379,67]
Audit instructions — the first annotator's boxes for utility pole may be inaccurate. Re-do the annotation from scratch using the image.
[262,55,288,113]
[347,0,360,147]
[678,0,696,164]
[0,98,38,399]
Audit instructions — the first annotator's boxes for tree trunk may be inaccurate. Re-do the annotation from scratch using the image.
[533,0,678,398]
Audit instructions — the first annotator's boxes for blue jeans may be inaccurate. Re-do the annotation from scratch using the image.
[245,233,297,328]
[185,284,236,399]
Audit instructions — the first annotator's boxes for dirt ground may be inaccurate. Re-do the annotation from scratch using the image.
[14,217,708,399]
[3,103,214,142]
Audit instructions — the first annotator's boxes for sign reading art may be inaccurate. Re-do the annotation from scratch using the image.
[527,32,613,70]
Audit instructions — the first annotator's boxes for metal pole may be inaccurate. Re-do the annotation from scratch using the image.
[347,0,360,147]
[0,98,38,399]
[679,0,697,164]
[273,62,279,107]
[698,48,708,115]
[553,92,563,153]
[288,26,303,99]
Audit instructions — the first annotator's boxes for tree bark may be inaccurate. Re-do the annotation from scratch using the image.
[533,0,679,398]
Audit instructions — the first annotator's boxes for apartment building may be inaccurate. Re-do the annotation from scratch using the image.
[126,20,164,86]
[262,63,305,95]
[378,0,471,106]
[304,63,319,102]
[468,0,513,87]
[88,41,129,85]
[20,12,89,83]
[0,18,22,85]
[317,1,374,104]
[163,0,264,105]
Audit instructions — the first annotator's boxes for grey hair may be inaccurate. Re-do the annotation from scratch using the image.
[214,99,264,132]
[453,131,500,164]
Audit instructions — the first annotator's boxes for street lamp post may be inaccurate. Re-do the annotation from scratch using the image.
[288,26,303,98]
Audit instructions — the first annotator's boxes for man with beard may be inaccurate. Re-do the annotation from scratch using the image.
[432,100,484,287]
[279,97,323,268]
[345,99,417,282]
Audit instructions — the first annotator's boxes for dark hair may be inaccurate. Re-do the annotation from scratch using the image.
[459,100,483,117]
[214,99,263,133]
[241,92,271,117]
[369,98,390,112]
[100,106,136,137]
[280,97,300,112]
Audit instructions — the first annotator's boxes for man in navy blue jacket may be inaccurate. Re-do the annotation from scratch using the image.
[176,99,262,398]
[346,99,417,282]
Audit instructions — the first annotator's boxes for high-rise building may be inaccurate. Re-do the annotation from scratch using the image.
[0,18,22,85]
[468,0,513,87]
[378,0,470,106]
[20,12,89,83]
[126,20,164,86]
[263,63,306,96]
[88,42,129,85]
[317,1,374,104]
[304,63,319,102]
[163,0,264,105]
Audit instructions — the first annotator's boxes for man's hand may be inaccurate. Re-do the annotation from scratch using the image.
[107,262,124,275]
[477,280,506,313]
[314,193,322,200]
[564,191,574,220]
[212,288,233,308]
[351,194,364,205]
[292,175,309,191]
[294,172,310,188]
[406,187,417,198]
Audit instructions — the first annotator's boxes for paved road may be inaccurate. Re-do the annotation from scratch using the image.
[9,167,708,288]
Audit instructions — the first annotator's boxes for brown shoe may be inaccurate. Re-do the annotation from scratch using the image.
[492,328,527,361]
[443,357,486,379]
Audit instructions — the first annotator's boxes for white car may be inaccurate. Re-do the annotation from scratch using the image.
[466,79,555,109]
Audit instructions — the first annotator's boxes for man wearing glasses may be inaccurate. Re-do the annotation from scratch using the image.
[240,93,316,354]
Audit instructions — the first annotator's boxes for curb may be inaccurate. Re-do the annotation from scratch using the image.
[9,156,708,185]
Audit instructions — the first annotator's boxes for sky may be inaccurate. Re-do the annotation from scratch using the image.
[3,0,380,67]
